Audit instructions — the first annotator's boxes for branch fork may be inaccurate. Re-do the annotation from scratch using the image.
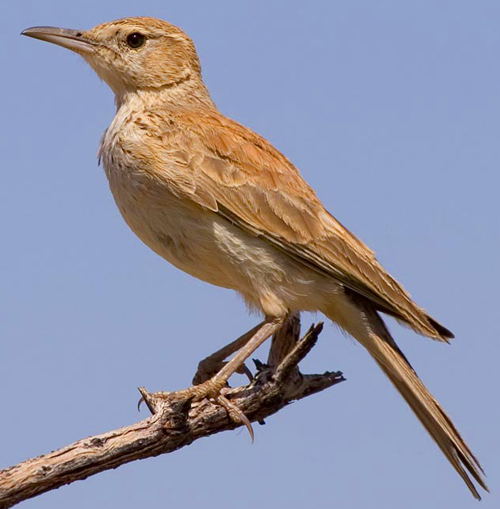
[0,315,344,509]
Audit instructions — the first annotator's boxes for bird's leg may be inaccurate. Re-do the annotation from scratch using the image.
[192,320,267,385]
[142,317,285,438]
[201,316,284,393]
[154,317,283,400]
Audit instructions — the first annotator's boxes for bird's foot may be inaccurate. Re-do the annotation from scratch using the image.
[139,317,285,442]
[138,377,254,440]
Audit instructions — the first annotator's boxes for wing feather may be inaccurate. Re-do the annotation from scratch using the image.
[146,106,452,340]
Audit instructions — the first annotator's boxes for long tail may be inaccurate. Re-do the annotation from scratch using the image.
[327,300,488,499]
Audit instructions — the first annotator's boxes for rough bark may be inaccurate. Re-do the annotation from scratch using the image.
[0,316,344,508]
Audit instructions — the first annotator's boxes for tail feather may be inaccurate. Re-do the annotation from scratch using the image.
[329,302,488,499]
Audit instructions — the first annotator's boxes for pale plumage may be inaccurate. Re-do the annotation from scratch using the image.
[22,17,487,499]
[130,104,453,338]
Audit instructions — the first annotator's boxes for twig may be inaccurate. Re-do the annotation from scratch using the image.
[0,319,344,509]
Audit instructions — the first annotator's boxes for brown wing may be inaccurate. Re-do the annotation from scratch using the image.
[145,106,452,340]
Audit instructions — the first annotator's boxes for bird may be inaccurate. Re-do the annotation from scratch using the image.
[22,17,487,499]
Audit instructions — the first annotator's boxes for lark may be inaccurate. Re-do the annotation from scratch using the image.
[22,17,487,498]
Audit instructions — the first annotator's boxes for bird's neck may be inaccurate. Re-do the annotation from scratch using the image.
[114,76,216,111]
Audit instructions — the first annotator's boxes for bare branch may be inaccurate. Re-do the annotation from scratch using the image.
[0,319,344,509]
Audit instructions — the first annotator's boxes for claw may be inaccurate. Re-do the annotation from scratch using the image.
[236,362,254,383]
[216,394,254,443]
[137,386,160,414]
[137,396,144,412]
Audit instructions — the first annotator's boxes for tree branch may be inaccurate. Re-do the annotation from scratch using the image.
[0,317,344,508]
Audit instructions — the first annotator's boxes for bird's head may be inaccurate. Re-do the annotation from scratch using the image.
[22,17,204,104]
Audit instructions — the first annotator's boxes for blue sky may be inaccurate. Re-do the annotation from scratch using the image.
[1,1,499,508]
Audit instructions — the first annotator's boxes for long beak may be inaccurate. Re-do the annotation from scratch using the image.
[21,26,95,55]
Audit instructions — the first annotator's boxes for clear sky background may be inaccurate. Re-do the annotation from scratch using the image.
[1,1,499,508]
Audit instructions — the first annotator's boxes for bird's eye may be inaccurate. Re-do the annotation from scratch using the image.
[126,32,146,49]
